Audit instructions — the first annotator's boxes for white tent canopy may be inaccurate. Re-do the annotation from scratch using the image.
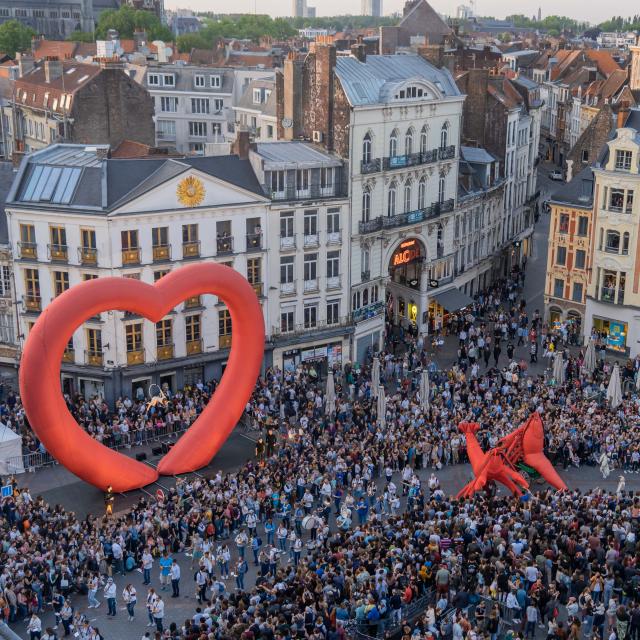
[0,424,23,475]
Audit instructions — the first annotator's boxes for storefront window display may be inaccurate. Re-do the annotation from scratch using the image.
[593,317,628,353]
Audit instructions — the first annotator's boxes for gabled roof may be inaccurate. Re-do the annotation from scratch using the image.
[15,62,102,114]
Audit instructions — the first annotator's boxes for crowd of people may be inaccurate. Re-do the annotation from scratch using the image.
[2,271,640,640]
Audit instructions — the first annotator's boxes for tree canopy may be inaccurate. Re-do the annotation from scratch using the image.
[94,5,172,41]
[0,20,34,57]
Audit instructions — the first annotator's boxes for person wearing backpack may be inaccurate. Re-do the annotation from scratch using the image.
[235,557,248,591]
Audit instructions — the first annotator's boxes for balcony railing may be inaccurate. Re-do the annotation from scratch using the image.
[122,248,141,265]
[280,236,295,251]
[327,231,341,245]
[271,316,352,339]
[304,279,319,293]
[327,276,341,290]
[600,287,624,305]
[246,232,263,252]
[280,282,295,296]
[352,301,384,323]
[183,241,200,259]
[184,295,201,308]
[23,295,41,312]
[219,334,232,349]
[48,244,68,262]
[186,339,202,355]
[303,234,319,248]
[85,350,104,367]
[361,270,370,282]
[361,158,382,174]
[359,198,455,234]
[251,282,263,297]
[262,178,348,202]
[152,245,171,261]
[157,344,174,361]
[79,247,98,265]
[216,237,233,254]
[18,242,37,259]
[126,349,144,365]
[62,348,75,363]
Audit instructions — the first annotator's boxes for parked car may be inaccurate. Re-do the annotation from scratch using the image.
[549,169,564,181]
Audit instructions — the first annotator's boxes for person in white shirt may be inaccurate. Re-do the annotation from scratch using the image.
[104,577,117,617]
[145,588,158,628]
[141,548,153,585]
[122,583,137,621]
[152,595,164,633]
[170,560,181,598]
[87,574,100,608]
[27,612,41,640]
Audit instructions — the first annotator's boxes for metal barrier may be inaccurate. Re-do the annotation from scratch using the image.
[7,424,190,473]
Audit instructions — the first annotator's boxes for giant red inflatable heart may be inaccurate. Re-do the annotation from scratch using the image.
[19,263,265,492]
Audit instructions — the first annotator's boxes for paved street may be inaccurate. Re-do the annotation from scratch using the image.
[10,168,639,639]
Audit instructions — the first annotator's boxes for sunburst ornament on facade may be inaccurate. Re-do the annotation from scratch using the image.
[177,175,205,207]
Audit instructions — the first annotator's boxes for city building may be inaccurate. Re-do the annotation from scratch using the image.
[292,0,307,17]
[584,118,640,355]
[361,0,382,17]
[233,79,278,142]
[6,137,353,398]
[143,64,234,156]
[248,142,351,372]
[544,167,594,335]
[1,57,155,160]
[596,32,638,49]
[0,0,114,40]
[455,70,540,270]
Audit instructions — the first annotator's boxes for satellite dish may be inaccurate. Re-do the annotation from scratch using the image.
[281,117,293,129]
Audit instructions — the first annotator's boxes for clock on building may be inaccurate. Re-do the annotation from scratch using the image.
[177,175,205,207]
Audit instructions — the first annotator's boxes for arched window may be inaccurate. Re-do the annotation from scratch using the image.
[363,288,369,306]
[389,129,398,158]
[362,187,371,222]
[437,223,443,244]
[623,231,630,255]
[372,285,379,303]
[440,122,449,149]
[387,182,397,216]
[418,177,427,209]
[438,175,446,203]
[362,132,372,165]
[420,125,428,155]
[404,181,412,213]
[605,230,620,253]
[405,128,414,156]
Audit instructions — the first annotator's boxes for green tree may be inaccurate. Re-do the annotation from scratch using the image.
[95,5,172,41]
[0,20,34,56]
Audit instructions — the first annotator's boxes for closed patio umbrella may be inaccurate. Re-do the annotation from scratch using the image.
[377,385,386,428]
[607,363,623,409]
[371,356,380,398]
[582,339,596,376]
[553,351,565,386]
[325,370,336,416]
[419,369,430,411]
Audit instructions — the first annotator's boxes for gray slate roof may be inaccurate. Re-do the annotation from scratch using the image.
[144,66,234,95]
[0,162,16,244]
[461,146,496,164]
[235,79,277,117]
[335,55,461,107]
[549,167,594,208]
[253,142,342,169]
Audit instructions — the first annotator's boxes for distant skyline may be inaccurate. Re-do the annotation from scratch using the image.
[164,0,637,25]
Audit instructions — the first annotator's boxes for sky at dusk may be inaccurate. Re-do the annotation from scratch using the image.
[164,0,637,25]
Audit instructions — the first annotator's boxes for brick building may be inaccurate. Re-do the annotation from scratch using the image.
[1,57,155,160]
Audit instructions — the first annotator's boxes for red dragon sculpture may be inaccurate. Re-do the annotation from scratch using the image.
[457,413,567,498]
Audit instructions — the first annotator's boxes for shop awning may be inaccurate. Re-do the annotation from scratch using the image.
[432,287,474,312]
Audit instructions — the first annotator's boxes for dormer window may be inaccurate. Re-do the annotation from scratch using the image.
[253,89,262,104]
[395,85,425,100]
[615,149,632,171]
[194,74,205,88]
[210,75,221,88]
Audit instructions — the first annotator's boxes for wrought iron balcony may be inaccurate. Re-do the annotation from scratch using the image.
[126,349,144,365]
[18,242,37,259]
[157,344,174,361]
[246,232,263,252]
[352,301,384,323]
[122,248,141,265]
[219,335,232,349]
[216,237,233,255]
[183,241,200,259]
[186,339,202,355]
[85,350,103,367]
[358,198,455,234]
[48,244,68,262]
[79,247,98,265]
[23,295,41,312]
[152,245,170,261]
[184,295,201,308]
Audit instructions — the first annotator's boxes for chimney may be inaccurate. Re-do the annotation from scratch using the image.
[618,100,630,129]
[282,55,304,141]
[233,126,251,160]
[350,43,366,63]
[44,56,63,83]
[418,44,444,68]
[15,52,34,77]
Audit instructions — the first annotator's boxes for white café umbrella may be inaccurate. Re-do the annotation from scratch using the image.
[606,363,623,409]
[371,356,380,398]
[583,339,596,376]
[553,351,565,385]
[325,370,336,416]
[419,369,430,411]
[377,385,386,428]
